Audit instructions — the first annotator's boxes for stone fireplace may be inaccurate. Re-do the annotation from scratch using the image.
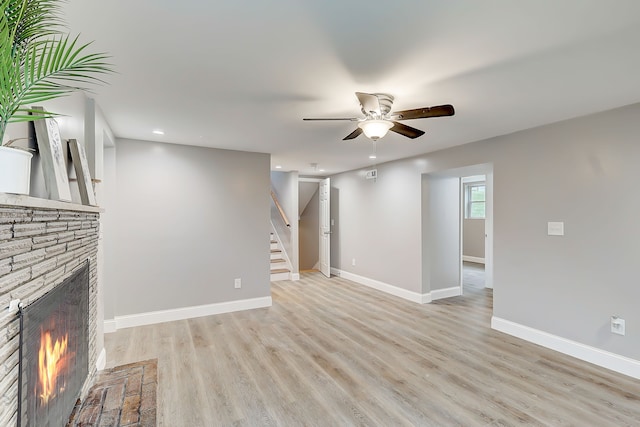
[19,262,90,426]
[0,196,100,426]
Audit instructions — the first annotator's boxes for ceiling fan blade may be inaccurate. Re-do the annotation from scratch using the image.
[355,92,381,116]
[392,104,455,120]
[303,117,359,121]
[343,128,363,140]
[390,121,425,139]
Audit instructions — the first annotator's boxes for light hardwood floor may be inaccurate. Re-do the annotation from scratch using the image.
[105,273,640,426]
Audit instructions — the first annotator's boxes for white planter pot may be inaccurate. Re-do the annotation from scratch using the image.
[0,145,33,195]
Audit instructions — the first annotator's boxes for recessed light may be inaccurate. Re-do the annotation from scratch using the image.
[319,169,325,172]
[152,130,165,135]
[275,165,282,169]
[369,154,377,159]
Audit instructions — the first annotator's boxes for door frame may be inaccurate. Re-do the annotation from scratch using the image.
[459,173,493,293]
[319,178,331,277]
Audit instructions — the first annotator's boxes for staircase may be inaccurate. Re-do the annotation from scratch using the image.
[270,232,291,281]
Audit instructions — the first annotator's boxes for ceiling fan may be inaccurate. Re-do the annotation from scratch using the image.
[303,92,455,141]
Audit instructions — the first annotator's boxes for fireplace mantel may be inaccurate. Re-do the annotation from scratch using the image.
[0,193,103,213]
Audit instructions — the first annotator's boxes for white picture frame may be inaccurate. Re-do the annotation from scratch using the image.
[68,139,97,206]
[32,107,72,201]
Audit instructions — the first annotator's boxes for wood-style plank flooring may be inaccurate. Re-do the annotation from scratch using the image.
[105,273,640,426]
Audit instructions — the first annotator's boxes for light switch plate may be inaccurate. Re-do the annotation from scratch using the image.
[548,221,564,236]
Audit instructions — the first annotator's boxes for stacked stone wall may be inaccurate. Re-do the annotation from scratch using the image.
[0,206,100,426]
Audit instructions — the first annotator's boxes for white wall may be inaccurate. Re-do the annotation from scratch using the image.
[106,139,271,319]
[331,102,640,363]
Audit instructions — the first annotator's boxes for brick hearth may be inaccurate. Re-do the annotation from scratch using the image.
[67,359,157,427]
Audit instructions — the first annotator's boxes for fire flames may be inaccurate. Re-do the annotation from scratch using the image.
[38,329,69,404]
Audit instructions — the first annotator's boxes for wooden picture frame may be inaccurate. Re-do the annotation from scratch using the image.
[68,139,97,206]
[32,107,72,201]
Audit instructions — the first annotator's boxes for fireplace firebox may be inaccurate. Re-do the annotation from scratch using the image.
[18,262,90,427]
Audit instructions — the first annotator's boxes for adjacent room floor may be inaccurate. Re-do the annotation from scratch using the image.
[463,261,485,291]
[105,272,640,426]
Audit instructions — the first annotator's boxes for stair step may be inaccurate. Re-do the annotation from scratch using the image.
[269,233,288,281]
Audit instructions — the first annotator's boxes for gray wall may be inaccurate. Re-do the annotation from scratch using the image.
[463,219,485,259]
[423,175,461,292]
[102,146,117,321]
[331,167,423,292]
[107,139,270,317]
[331,102,640,360]
[299,187,319,270]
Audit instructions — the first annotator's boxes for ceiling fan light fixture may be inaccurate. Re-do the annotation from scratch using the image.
[358,120,393,141]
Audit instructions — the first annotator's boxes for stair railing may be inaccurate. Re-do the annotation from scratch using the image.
[271,190,291,228]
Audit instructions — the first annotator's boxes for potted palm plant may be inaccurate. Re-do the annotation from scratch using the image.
[0,0,113,195]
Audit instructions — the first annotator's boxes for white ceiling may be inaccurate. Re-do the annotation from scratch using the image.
[61,1,640,176]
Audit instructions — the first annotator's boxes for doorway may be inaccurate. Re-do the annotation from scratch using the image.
[461,175,487,294]
[299,178,321,272]
[422,164,493,303]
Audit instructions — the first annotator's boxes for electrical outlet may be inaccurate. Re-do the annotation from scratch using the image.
[611,316,625,336]
[234,278,241,289]
[352,258,356,266]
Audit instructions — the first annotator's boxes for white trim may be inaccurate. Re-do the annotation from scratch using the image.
[299,177,322,183]
[461,175,485,184]
[270,272,290,282]
[491,316,640,380]
[106,297,272,331]
[431,286,461,301]
[290,273,300,281]
[104,319,116,333]
[333,269,431,304]
[96,348,106,371]
[462,255,485,264]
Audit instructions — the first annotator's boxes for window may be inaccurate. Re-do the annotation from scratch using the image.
[465,183,485,219]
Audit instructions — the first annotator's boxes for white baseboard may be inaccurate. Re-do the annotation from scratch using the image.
[492,316,640,380]
[332,269,431,304]
[291,273,300,281]
[431,286,461,301]
[96,348,106,371]
[104,296,272,332]
[463,255,485,264]
[104,319,116,333]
